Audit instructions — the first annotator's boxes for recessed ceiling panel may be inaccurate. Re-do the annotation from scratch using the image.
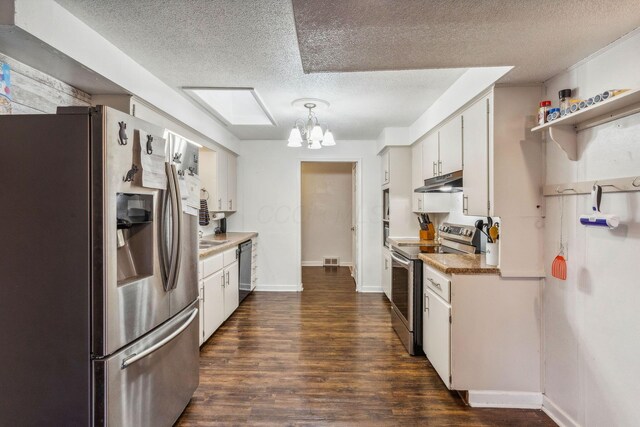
[184,87,275,126]
[292,0,640,82]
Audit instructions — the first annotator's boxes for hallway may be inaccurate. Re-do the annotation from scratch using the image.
[176,267,553,426]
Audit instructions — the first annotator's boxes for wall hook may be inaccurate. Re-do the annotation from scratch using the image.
[123,164,139,182]
[146,134,154,155]
[118,121,128,145]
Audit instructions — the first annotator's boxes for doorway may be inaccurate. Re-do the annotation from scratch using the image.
[300,161,358,289]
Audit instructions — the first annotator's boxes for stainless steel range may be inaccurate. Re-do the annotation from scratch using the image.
[389,222,481,355]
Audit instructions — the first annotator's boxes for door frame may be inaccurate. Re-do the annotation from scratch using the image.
[297,158,363,291]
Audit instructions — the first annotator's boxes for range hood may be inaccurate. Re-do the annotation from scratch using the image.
[414,170,463,193]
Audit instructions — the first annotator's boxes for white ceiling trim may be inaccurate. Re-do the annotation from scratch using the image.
[9,0,239,153]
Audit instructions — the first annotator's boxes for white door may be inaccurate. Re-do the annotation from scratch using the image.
[216,150,228,211]
[422,132,439,180]
[227,154,237,212]
[439,116,463,175]
[223,262,239,320]
[462,97,490,216]
[203,270,224,340]
[351,163,358,286]
[423,288,452,389]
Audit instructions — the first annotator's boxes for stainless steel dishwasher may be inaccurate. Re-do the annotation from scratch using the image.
[238,240,252,303]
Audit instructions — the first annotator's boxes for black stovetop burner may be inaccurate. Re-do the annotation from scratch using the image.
[393,244,465,260]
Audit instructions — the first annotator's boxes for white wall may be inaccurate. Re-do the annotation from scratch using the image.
[227,140,381,292]
[301,162,353,266]
[541,29,640,427]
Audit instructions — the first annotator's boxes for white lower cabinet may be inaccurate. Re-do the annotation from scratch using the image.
[203,270,224,339]
[423,287,451,388]
[382,248,391,299]
[421,264,542,396]
[223,261,239,320]
[199,247,240,344]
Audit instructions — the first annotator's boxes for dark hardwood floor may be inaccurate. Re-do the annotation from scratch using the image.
[176,267,554,426]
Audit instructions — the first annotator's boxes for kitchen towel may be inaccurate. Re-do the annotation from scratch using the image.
[199,198,210,226]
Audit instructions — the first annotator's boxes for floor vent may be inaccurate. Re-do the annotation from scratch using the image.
[323,257,339,267]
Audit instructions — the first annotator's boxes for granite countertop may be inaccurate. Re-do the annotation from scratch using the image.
[387,237,439,247]
[198,231,258,259]
[418,253,500,275]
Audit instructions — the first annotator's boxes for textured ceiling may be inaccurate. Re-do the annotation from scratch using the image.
[54,0,467,140]
[292,0,640,83]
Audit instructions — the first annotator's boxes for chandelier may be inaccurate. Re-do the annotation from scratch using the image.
[287,102,335,149]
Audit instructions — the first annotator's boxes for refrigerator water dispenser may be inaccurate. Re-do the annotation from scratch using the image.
[116,193,154,284]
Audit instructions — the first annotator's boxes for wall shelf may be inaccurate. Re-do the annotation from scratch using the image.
[531,88,640,161]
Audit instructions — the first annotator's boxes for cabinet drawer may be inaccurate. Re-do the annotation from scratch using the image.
[223,247,238,267]
[203,253,223,278]
[423,265,451,303]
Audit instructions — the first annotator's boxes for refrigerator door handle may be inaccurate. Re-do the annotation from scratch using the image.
[169,164,183,290]
[159,173,171,289]
[165,163,181,292]
[121,308,198,369]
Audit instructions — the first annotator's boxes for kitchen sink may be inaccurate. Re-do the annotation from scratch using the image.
[199,239,229,249]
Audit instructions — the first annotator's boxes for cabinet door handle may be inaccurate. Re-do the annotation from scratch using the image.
[438,161,442,175]
[424,294,429,313]
[384,171,389,182]
[221,274,225,288]
[226,271,230,286]
[384,258,388,269]
[463,195,469,214]
[427,277,442,289]
[218,198,222,210]
[418,198,422,211]
[433,161,437,177]
[228,200,232,210]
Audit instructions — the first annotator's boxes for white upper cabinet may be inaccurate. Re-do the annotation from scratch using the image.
[381,150,391,186]
[421,132,439,180]
[227,154,237,212]
[438,116,463,175]
[216,151,228,211]
[411,141,423,212]
[199,149,237,212]
[462,96,490,216]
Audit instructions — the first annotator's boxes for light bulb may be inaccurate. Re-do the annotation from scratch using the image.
[310,124,323,142]
[321,129,336,146]
[309,140,322,150]
[287,127,302,147]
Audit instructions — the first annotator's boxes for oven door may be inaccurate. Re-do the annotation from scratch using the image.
[390,251,414,330]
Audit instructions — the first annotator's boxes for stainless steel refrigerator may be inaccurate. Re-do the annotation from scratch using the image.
[0,106,200,426]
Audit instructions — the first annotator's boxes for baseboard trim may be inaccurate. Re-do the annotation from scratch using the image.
[467,390,542,409]
[301,261,353,267]
[542,395,579,427]
[358,284,383,293]
[254,284,302,292]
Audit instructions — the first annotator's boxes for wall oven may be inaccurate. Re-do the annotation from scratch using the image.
[389,247,423,355]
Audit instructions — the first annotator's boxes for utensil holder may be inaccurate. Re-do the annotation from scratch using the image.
[486,242,499,266]
[420,224,435,241]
